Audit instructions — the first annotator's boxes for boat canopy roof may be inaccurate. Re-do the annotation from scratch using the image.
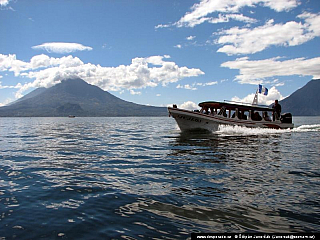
[199,101,273,112]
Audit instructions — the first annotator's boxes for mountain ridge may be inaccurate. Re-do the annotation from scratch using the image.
[0,78,168,117]
[280,79,320,116]
[1,78,319,117]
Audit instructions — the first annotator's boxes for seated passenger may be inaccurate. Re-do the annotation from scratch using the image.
[251,110,255,120]
[201,106,209,114]
[254,112,262,121]
[263,112,271,121]
[238,111,247,120]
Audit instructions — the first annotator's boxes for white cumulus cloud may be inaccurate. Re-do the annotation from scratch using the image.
[186,36,196,41]
[32,42,93,54]
[176,84,197,90]
[176,80,218,91]
[173,0,299,28]
[0,54,30,76]
[0,0,10,6]
[221,56,320,85]
[0,54,204,98]
[208,13,257,25]
[232,86,283,106]
[0,81,21,89]
[197,81,218,86]
[129,89,142,95]
[217,12,320,55]
[178,101,199,110]
[298,12,320,39]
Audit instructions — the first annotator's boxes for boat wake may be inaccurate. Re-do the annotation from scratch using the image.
[292,124,320,132]
[216,124,320,136]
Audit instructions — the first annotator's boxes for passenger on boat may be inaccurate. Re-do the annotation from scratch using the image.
[250,110,254,120]
[210,107,216,115]
[238,111,247,120]
[253,112,262,121]
[263,112,271,121]
[200,106,209,114]
[272,100,281,121]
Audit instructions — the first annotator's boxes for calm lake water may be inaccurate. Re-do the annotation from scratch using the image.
[0,116,319,239]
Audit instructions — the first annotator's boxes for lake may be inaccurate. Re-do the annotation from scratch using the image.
[0,116,319,239]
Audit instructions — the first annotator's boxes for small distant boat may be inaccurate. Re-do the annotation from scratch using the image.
[68,115,76,118]
[168,86,294,132]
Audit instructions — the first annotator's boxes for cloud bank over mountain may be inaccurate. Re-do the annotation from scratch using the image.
[0,53,204,99]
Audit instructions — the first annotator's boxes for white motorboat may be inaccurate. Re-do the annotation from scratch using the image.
[168,100,294,132]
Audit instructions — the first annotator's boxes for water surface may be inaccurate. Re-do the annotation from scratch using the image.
[0,117,319,239]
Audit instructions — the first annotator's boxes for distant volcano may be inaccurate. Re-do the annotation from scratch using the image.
[0,78,167,117]
[280,79,320,116]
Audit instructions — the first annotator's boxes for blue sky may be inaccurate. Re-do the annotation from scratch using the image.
[1,0,320,109]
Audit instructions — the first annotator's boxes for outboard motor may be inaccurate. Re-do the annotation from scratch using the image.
[280,113,292,123]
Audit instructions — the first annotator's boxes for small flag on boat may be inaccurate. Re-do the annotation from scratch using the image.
[258,84,268,95]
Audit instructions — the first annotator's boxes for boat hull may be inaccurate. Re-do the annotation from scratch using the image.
[168,107,294,132]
